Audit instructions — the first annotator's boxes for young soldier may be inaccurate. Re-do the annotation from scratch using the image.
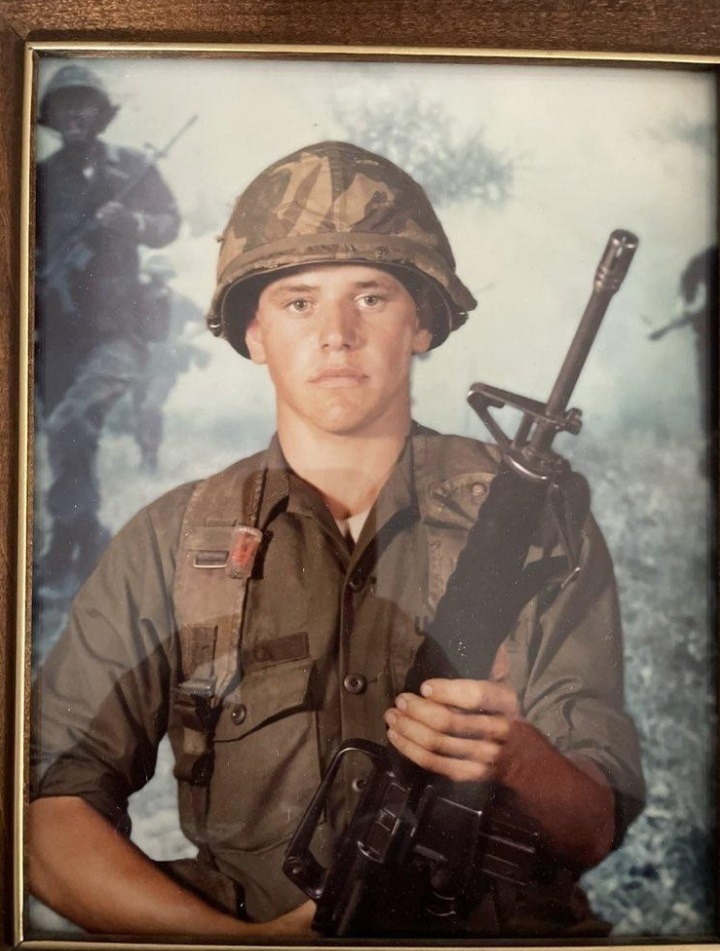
[29,141,645,939]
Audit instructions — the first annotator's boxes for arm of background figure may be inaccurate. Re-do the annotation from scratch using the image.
[28,796,315,938]
[95,156,181,247]
[128,162,181,248]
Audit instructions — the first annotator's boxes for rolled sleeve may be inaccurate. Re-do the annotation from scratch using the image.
[508,513,646,842]
[31,483,193,831]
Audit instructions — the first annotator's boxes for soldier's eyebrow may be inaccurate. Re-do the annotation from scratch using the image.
[351,279,394,291]
[269,281,319,295]
[268,277,395,296]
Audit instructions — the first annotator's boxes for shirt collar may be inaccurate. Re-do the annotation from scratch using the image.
[257,431,418,549]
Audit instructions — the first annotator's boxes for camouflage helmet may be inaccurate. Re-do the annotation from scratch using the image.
[207,140,476,357]
[38,64,118,134]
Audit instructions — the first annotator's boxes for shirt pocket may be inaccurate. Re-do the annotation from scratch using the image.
[208,656,322,853]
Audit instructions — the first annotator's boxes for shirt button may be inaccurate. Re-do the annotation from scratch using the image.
[471,482,486,498]
[347,572,364,592]
[230,703,247,725]
[351,776,368,793]
[343,673,367,695]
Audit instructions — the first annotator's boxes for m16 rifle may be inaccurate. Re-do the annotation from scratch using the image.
[283,229,639,937]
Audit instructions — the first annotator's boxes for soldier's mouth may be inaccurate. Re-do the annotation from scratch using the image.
[309,368,367,387]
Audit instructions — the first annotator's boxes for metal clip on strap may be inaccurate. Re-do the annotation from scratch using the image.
[173,677,220,786]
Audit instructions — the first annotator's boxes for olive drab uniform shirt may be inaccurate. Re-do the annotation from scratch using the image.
[31,426,645,932]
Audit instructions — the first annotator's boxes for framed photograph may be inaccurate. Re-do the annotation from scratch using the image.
[6,32,718,951]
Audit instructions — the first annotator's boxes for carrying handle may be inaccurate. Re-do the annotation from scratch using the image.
[283,739,387,900]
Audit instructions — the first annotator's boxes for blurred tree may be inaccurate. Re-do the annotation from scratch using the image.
[333,92,515,206]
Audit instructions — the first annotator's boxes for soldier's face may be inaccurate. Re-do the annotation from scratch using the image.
[48,89,102,147]
[246,264,432,438]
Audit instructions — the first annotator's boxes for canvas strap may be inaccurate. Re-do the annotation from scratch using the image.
[172,459,267,789]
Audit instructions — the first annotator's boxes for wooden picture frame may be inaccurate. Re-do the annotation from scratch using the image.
[1,5,718,949]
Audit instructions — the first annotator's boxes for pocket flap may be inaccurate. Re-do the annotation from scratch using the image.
[215,659,314,741]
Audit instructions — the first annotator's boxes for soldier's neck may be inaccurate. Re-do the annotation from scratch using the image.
[62,137,101,165]
[277,415,411,520]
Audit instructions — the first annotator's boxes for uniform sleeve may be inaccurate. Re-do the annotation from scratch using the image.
[506,512,646,845]
[124,156,181,250]
[31,485,192,833]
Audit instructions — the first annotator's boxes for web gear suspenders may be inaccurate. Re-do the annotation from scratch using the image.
[172,458,266,788]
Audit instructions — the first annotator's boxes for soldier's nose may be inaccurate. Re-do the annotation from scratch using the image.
[319,303,357,350]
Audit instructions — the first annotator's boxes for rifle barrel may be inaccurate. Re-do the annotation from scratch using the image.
[531,230,638,452]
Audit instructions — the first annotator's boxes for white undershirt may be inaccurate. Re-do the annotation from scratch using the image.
[334,508,371,546]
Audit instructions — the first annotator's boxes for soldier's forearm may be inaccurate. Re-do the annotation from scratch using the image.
[495,721,615,870]
[27,796,299,937]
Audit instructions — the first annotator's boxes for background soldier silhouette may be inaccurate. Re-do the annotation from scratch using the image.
[649,245,717,474]
[129,254,208,472]
[35,65,181,594]
[680,247,717,448]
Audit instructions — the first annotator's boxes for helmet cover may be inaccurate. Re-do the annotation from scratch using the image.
[207,141,476,356]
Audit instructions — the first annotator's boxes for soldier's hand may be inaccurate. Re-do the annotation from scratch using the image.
[383,665,520,783]
[95,201,141,237]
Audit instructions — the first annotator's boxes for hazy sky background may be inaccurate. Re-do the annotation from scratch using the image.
[35,53,716,476]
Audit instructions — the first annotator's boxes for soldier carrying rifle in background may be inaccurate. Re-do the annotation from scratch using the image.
[34,64,181,595]
[648,246,717,475]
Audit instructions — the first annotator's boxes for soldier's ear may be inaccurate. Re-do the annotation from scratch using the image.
[412,326,433,354]
[245,317,267,365]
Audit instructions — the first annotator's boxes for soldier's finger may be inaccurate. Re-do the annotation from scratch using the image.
[419,678,520,717]
[389,696,512,742]
[386,728,495,783]
[385,707,503,761]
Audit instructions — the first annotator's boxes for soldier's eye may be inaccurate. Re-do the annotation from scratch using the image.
[358,294,384,308]
[288,299,311,313]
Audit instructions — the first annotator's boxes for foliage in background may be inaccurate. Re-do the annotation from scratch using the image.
[578,430,716,936]
[333,91,516,206]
